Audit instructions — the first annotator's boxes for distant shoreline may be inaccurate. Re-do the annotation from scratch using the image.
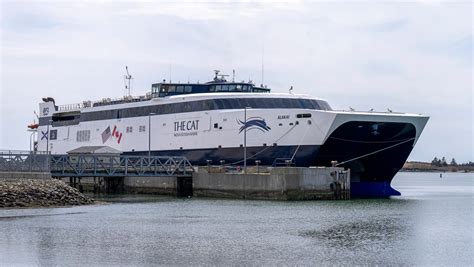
[402,161,473,173]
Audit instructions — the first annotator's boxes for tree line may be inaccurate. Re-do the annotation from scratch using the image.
[431,157,474,167]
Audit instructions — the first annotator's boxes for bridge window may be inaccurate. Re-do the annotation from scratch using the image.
[152,85,161,97]
[176,86,184,93]
[318,100,332,110]
[168,86,176,93]
[221,85,229,91]
[185,86,192,93]
[229,85,236,91]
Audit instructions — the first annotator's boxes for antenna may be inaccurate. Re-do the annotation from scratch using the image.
[214,70,220,81]
[261,42,265,85]
[124,66,133,96]
[232,69,235,82]
[169,64,172,83]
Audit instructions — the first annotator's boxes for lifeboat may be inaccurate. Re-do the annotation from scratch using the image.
[27,123,39,129]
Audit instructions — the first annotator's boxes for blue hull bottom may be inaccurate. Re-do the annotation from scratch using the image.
[350,181,401,198]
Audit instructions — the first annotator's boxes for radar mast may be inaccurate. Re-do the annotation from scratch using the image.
[124,66,133,97]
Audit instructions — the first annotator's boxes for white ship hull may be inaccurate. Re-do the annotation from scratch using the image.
[37,92,428,197]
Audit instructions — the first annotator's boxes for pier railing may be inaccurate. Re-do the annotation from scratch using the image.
[0,151,50,172]
[50,155,194,177]
[0,151,194,177]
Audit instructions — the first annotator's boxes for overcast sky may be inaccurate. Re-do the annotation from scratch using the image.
[1,0,472,162]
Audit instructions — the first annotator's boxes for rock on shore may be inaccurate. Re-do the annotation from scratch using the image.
[0,179,94,208]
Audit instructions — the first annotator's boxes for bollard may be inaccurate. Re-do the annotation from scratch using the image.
[255,160,261,174]
[206,160,212,173]
[220,160,225,172]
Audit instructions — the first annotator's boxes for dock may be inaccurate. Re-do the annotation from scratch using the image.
[0,150,350,200]
[194,166,350,200]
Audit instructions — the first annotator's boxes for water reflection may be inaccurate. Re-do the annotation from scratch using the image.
[301,217,406,248]
[0,172,472,265]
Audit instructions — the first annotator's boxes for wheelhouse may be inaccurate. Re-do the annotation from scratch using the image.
[151,82,270,98]
[151,70,271,98]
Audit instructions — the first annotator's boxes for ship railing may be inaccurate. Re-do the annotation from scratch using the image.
[58,103,84,111]
[57,94,152,111]
[336,109,405,114]
[91,95,152,108]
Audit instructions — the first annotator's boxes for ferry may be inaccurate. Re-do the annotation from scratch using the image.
[35,70,429,197]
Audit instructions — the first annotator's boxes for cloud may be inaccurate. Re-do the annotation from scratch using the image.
[1,1,472,162]
[367,18,408,33]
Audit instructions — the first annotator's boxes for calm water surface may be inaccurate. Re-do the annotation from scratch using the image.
[1,172,473,266]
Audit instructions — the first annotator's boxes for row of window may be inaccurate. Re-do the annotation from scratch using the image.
[127,125,147,133]
[152,84,254,94]
[76,130,90,142]
[151,83,270,97]
[209,84,251,92]
[42,98,331,126]
[162,85,193,93]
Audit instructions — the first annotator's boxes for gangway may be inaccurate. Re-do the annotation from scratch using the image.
[49,154,194,178]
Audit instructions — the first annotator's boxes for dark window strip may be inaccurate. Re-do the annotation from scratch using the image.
[39,98,331,125]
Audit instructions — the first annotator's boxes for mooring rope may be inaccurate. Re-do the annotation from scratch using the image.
[334,137,415,166]
[290,120,312,162]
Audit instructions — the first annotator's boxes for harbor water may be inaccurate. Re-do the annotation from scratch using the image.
[1,172,472,265]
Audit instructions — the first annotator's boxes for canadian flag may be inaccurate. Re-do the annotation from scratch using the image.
[112,126,123,144]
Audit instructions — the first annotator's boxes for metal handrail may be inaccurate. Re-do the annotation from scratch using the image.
[0,152,50,172]
[0,150,49,155]
[49,154,194,177]
[0,151,194,177]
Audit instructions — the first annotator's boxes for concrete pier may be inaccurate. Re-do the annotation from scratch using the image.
[124,176,178,195]
[193,167,350,200]
[57,175,193,196]
[0,149,350,200]
[52,166,349,200]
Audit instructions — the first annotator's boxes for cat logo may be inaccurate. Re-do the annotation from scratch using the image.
[42,107,50,116]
